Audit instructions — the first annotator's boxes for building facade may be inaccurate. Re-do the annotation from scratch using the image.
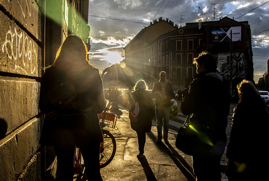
[0,0,89,180]
[124,17,178,87]
[125,17,253,91]
[259,59,269,90]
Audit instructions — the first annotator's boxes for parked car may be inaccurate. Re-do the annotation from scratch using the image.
[258,91,269,103]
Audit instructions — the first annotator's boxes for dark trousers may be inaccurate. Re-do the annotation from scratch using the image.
[136,131,146,154]
[193,154,222,181]
[54,141,102,181]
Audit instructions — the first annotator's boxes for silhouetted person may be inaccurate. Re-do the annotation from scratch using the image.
[130,80,154,159]
[0,118,7,139]
[180,52,230,181]
[39,35,105,181]
[152,71,175,143]
[226,80,269,181]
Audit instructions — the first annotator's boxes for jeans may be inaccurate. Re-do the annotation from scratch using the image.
[193,154,222,181]
[136,131,146,154]
[156,106,170,140]
[54,141,102,181]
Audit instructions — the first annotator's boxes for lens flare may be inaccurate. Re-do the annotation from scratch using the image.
[189,124,214,146]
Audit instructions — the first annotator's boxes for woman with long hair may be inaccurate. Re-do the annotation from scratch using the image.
[226,80,269,180]
[39,35,105,180]
[130,79,155,159]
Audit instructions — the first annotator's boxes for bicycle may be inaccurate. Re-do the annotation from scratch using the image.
[73,109,117,181]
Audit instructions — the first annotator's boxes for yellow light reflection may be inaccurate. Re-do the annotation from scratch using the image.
[120,62,126,68]
[189,124,214,146]
[234,161,247,173]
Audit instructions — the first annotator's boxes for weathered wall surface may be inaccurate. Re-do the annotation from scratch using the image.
[0,0,43,180]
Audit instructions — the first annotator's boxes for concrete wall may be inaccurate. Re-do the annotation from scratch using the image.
[0,0,43,180]
[0,0,90,179]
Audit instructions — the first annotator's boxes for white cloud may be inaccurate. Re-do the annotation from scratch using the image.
[202,6,208,13]
[143,18,151,22]
[99,31,105,36]
[231,2,251,9]
[91,36,129,46]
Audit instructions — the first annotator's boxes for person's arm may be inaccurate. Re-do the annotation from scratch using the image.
[226,103,245,161]
[151,83,157,95]
[148,92,155,118]
[94,72,106,114]
[129,92,137,111]
[180,80,199,115]
[39,69,57,114]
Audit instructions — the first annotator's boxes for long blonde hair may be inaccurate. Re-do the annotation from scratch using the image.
[45,34,91,69]
[134,79,148,91]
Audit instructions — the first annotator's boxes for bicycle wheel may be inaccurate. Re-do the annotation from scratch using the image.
[100,130,116,168]
[73,147,87,181]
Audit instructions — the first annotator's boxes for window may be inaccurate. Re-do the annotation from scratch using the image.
[188,40,194,50]
[166,55,169,66]
[187,53,193,65]
[176,68,181,79]
[176,40,182,50]
[176,54,182,65]
[199,39,203,46]
[198,39,203,49]
[166,42,169,51]
[187,67,193,78]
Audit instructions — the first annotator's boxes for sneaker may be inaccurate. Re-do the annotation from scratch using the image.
[156,138,162,143]
[137,153,144,159]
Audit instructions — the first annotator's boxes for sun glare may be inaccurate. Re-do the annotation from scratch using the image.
[105,52,123,65]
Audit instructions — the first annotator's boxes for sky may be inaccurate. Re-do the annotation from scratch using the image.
[87,0,269,83]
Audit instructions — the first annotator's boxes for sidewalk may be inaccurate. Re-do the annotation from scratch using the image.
[100,109,195,181]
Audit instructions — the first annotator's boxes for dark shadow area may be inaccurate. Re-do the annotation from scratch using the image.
[138,156,157,181]
[0,118,7,139]
[147,131,196,181]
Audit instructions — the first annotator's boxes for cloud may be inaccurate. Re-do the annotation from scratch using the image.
[92,36,131,46]
[88,0,269,80]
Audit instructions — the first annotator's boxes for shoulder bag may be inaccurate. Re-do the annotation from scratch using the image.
[129,102,139,122]
[175,114,213,157]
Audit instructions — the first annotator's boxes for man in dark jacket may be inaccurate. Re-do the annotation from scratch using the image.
[152,71,175,143]
[180,52,230,181]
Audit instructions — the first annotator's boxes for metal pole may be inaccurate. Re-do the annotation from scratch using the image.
[230,30,233,96]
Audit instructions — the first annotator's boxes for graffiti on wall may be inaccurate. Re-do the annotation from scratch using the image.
[217,52,247,80]
[1,26,37,75]
[8,0,32,19]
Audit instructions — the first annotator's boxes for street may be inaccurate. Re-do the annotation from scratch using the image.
[99,103,236,181]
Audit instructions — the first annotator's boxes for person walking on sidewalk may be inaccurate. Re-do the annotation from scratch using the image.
[130,80,155,159]
[180,52,230,181]
[226,80,269,181]
[152,71,175,143]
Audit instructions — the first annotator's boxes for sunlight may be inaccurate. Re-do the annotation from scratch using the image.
[105,52,124,65]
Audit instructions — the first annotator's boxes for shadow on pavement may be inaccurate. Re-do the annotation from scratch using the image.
[147,131,196,181]
[138,156,157,181]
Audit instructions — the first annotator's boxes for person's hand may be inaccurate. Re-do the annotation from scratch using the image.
[181,88,189,98]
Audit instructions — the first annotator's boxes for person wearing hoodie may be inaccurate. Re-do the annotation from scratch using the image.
[180,52,230,181]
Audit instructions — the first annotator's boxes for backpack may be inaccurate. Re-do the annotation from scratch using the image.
[46,68,78,110]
